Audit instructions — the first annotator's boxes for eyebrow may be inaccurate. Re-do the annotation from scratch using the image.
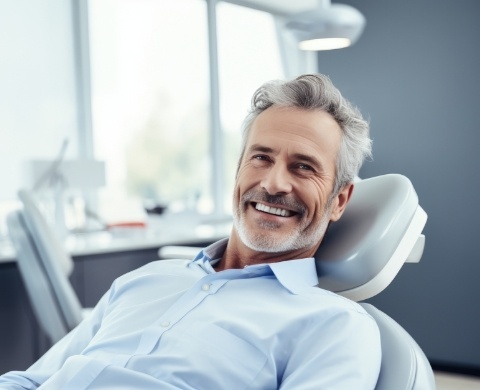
[247,143,325,172]
[247,144,275,155]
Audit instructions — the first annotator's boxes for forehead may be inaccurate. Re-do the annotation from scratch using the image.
[246,106,343,169]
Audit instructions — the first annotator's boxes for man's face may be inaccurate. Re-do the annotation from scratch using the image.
[232,106,349,254]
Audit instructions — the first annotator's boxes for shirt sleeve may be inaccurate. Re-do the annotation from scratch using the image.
[279,307,381,390]
[0,289,111,390]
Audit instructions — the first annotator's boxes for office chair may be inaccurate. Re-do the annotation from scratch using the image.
[6,190,92,344]
[159,174,435,390]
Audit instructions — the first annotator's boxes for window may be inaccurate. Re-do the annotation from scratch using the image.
[0,0,78,244]
[88,0,210,221]
[88,0,285,221]
[217,2,284,213]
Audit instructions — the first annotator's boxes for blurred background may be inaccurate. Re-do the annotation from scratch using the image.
[0,0,479,381]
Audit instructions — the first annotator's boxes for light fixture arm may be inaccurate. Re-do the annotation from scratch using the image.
[284,2,366,51]
[318,0,332,8]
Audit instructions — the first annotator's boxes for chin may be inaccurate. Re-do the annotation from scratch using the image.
[237,226,313,253]
[234,212,329,255]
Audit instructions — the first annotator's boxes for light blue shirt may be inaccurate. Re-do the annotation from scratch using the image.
[0,238,381,389]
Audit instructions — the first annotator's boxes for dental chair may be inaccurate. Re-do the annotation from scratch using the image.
[159,174,435,390]
[6,190,92,344]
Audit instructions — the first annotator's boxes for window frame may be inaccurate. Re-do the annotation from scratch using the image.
[74,0,316,217]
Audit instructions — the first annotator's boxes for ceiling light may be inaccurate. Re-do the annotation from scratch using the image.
[285,2,366,51]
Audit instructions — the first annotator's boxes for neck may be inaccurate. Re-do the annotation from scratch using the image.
[215,229,319,271]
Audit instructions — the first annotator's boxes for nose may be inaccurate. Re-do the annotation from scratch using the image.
[260,163,293,195]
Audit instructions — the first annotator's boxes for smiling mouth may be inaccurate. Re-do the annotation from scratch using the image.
[252,202,295,217]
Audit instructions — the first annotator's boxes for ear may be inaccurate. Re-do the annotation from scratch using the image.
[329,182,354,222]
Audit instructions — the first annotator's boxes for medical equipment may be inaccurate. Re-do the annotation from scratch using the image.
[7,190,92,343]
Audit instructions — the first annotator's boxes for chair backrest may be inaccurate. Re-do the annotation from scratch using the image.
[18,190,74,277]
[315,174,427,302]
[314,174,434,390]
[6,211,68,343]
[16,190,84,331]
[360,303,436,390]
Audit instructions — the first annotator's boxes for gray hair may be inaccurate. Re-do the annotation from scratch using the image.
[240,74,372,195]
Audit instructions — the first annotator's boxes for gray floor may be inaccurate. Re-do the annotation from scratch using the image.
[435,372,480,389]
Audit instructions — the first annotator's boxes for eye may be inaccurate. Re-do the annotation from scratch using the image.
[250,154,272,168]
[252,154,269,161]
[297,163,314,171]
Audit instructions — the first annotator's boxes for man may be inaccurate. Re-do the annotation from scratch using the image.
[0,74,381,389]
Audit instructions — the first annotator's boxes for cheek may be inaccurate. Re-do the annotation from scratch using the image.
[303,179,333,216]
[235,163,258,191]
[232,167,251,206]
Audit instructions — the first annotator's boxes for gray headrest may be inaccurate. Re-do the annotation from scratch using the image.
[315,174,427,301]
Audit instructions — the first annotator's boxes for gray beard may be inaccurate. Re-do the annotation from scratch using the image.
[233,194,332,254]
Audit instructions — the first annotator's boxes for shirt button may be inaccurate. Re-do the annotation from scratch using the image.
[160,321,170,328]
[201,283,211,292]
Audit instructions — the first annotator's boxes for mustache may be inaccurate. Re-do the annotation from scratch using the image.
[241,189,307,216]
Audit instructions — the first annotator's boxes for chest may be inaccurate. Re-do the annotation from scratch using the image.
[81,275,323,389]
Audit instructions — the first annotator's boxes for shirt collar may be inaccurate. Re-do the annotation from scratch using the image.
[190,238,319,294]
[268,258,319,294]
[190,238,229,273]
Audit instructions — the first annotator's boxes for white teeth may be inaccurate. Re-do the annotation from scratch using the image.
[255,203,293,217]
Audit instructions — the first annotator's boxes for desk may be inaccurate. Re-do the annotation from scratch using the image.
[0,213,232,264]
[0,216,231,373]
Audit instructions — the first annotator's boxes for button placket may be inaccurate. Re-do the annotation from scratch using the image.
[135,276,228,356]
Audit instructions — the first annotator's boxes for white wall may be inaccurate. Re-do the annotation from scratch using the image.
[0,0,79,201]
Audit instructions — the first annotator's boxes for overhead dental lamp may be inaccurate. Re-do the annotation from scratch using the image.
[285,1,366,51]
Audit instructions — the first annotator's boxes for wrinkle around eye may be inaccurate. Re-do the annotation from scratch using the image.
[250,155,272,167]
[291,163,317,177]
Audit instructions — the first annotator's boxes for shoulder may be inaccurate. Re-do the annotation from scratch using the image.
[120,258,191,278]
[110,259,196,293]
[132,258,191,274]
[292,288,381,358]
[281,290,382,388]
[297,286,378,325]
